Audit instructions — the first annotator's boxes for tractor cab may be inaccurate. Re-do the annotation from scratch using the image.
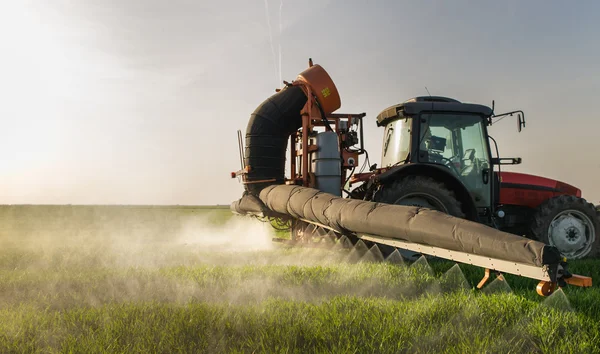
[377,96,496,212]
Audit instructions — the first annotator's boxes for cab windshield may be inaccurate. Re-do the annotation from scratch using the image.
[418,113,491,206]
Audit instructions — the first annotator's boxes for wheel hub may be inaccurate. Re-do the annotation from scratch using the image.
[565,227,580,242]
[548,210,595,258]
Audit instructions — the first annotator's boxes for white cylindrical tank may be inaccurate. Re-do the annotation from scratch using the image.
[312,131,341,196]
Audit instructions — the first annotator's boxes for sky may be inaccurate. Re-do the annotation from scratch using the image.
[0,0,599,205]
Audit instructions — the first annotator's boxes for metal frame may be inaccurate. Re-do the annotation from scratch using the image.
[359,234,552,281]
[287,102,366,189]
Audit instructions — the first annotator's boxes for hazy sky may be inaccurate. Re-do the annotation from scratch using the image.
[1,0,599,205]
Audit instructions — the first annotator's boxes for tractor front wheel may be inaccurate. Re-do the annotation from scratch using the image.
[530,195,600,260]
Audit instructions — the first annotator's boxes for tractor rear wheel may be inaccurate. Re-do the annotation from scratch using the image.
[374,175,465,260]
[530,195,600,260]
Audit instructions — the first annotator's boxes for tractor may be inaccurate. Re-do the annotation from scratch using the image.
[231,60,596,294]
[349,96,599,260]
[232,59,598,260]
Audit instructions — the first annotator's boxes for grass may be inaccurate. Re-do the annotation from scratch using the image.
[3,293,598,353]
[0,205,599,353]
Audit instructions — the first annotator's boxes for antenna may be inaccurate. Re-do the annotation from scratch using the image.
[425,86,432,97]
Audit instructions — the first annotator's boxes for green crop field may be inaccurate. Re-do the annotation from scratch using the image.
[0,206,599,353]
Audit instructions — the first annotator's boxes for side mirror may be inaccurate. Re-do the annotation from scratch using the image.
[518,113,526,132]
[490,108,526,132]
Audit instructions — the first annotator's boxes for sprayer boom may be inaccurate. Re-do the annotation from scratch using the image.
[289,214,591,297]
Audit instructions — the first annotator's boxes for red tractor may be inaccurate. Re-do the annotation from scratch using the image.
[350,96,599,260]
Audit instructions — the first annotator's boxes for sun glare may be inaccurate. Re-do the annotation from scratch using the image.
[0,3,84,177]
[1,3,80,108]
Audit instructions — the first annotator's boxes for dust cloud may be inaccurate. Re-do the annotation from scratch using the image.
[0,206,277,270]
[0,205,435,310]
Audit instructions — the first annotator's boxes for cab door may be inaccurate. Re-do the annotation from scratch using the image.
[456,119,493,210]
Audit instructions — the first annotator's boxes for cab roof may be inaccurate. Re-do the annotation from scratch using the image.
[376,96,493,127]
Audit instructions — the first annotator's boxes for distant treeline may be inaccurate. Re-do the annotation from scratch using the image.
[0,204,230,209]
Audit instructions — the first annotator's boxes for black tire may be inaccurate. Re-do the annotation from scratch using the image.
[530,195,600,260]
[375,175,465,218]
[373,175,465,259]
